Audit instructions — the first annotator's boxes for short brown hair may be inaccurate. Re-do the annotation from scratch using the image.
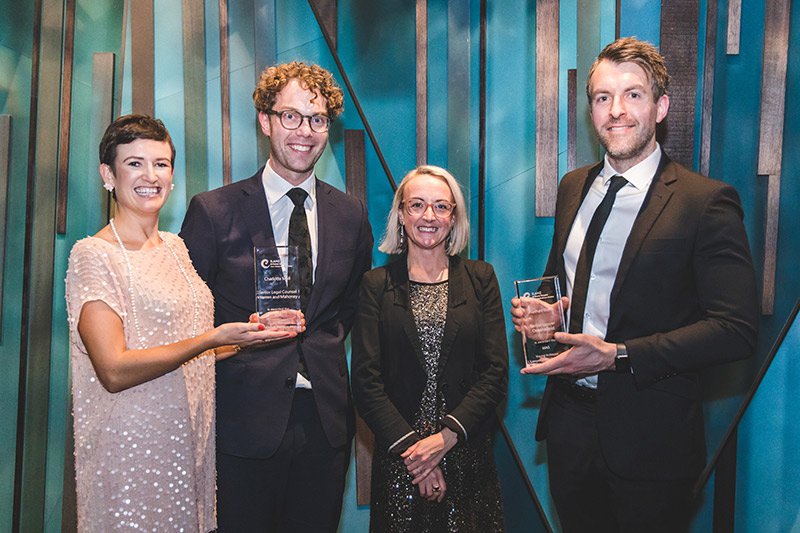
[253,61,344,119]
[587,37,670,102]
[99,114,175,166]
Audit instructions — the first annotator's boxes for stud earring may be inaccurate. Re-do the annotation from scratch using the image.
[103,182,114,192]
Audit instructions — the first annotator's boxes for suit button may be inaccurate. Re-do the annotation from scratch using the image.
[459,380,468,393]
[285,377,296,389]
[441,383,449,393]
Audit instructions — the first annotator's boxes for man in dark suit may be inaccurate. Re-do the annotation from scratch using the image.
[511,38,758,531]
[181,62,373,532]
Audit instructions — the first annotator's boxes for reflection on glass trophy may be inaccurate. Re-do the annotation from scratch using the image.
[255,246,302,330]
[514,275,568,366]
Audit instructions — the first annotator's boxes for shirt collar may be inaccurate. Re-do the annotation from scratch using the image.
[602,143,662,191]
[262,159,317,208]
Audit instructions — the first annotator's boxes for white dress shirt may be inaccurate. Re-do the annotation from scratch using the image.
[261,160,319,388]
[563,145,663,388]
[261,161,319,281]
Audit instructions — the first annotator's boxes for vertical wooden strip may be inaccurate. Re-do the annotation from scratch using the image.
[659,0,699,169]
[309,0,337,50]
[92,53,116,220]
[699,0,718,177]
[0,115,10,340]
[254,0,277,165]
[762,174,780,315]
[219,0,232,185]
[567,69,577,172]
[182,0,209,201]
[478,0,486,260]
[726,0,741,55]
[535,0,559,217]
[130,0,154,116]
[757,0,790,176]
[354,416,374,506]
[415,0,427,165]
[345,128,371,504]
[615,0,621,39]
[757,0,790,315]
[16,0,62,528]
[345,129,366,200]
[116,0,129,117]
[57,0,76,235]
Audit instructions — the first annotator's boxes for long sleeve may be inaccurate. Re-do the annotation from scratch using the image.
[351,270,421,451]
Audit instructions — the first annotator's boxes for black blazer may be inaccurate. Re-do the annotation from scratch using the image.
[351,255,508,452]
[537,155,759,480]
[180,171,373,458]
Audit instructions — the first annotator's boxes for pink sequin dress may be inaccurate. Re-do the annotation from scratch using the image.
[65,233,216,532]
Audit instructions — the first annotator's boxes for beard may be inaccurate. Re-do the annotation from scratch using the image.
[596,119,657,164]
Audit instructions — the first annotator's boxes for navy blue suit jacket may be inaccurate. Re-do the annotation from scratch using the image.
[181,170,373,458]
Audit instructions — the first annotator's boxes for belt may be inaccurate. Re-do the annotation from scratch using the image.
[554,378,597,402]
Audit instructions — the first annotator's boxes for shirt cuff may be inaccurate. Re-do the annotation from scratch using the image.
[442,414,468,442]
[388,431,419,454]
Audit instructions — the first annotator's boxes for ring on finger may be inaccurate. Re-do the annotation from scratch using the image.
[432,485,440,492]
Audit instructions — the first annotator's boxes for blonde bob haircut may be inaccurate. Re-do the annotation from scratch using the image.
[379,165,469,256]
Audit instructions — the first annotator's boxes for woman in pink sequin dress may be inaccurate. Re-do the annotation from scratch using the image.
[65,115,303,532]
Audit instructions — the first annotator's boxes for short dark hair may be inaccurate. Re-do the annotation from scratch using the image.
[99,114,176,167]
[587,37,670,102]
[253,61,344,119]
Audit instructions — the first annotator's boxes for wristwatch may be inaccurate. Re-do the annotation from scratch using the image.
[615,343,631,373]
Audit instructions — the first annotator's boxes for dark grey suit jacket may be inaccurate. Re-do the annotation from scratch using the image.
[180,170,373,458]
[537,155,759,480]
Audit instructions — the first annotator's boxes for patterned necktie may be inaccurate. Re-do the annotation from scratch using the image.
[286,187,313,312]
[569,175,628,334]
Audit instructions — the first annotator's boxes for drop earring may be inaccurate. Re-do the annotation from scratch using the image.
[170,183,175,191]
[399,225,406,247]
[103,182,114,192]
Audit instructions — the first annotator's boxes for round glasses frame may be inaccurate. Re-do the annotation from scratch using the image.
[402,198,455,217]
[266,109,331,133]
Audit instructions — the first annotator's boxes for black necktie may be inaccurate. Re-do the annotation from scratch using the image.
[287,188,313,312]
[569,175,628,334]
[287,187,312,380]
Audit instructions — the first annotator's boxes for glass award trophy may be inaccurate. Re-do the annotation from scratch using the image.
[255,246,302,330]
[514,275,568,366]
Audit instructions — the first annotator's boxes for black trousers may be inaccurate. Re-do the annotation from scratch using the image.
[545,386,694,533]
[216,389,350,533]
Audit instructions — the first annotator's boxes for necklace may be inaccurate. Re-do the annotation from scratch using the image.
[109,218,200,348]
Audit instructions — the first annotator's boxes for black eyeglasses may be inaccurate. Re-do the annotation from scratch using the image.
[266,109,331,133]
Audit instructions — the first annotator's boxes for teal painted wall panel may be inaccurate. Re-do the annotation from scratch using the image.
[736,311,800,531]
[618,0,660,46]
[0,0,34,530]
[2,0,796,530]
[41,2,125,530]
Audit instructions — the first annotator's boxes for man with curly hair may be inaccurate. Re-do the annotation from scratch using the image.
[181,61,373,531]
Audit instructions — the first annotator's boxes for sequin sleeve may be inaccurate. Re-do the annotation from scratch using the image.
[65,238,126,350]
